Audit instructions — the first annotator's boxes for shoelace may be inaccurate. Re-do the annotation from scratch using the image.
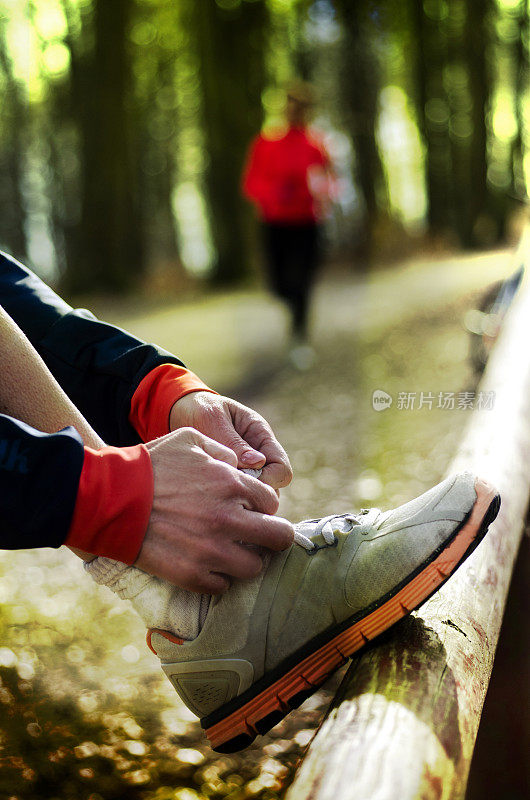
[293,508,381,553]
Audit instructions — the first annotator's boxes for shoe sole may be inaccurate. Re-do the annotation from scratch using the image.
[202,479,500,752]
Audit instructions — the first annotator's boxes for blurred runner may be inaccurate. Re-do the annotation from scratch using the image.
[242,81,334,369]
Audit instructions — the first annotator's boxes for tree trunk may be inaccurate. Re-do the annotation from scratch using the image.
[410,0,453,238]
[446,0,474,246]
[61,0,143,294]
[191,0,269,285]
[137,46,181,273]
[511,0,528,202]
[464,0,499,244]
[334,0,387,262]
[0,24,28,261]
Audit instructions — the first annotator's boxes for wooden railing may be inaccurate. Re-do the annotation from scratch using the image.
[287,233,530,800]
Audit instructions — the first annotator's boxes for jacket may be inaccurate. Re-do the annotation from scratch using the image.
[0,251,189,553]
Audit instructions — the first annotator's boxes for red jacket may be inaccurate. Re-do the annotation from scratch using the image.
[242,126,330,223]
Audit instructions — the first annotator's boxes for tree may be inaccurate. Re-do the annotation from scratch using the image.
[510,0,528,202]
[462,0,499,244]
[410,0,453,238]
[333,0,387,261]
[133,0,182,275]
[187,0,269,284]
[60,0,143,294]
[0,21,27,261]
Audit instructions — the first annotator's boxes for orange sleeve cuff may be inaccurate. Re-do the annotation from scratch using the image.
[65,443,153,564]
[129,364,217,442]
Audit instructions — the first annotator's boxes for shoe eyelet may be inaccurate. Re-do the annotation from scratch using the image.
[305,535,338,555]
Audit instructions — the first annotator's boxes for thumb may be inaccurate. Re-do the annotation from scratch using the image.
[212,419,266,468]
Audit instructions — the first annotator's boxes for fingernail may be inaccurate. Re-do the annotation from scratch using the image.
[241,450,264,465]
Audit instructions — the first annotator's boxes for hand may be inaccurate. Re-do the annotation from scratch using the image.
[136,427,294,593]
[169,392,293,491]
[307,164,333,217]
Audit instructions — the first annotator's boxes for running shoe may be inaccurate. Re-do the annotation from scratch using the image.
[146,472,500,752]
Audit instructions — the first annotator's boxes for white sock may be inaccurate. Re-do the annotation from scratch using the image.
[85,557,210,640]
[84,467,263,641]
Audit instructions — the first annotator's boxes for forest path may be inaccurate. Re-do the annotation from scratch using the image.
[101,247,514,396]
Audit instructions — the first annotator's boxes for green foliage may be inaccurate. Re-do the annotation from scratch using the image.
[0,0,528,290]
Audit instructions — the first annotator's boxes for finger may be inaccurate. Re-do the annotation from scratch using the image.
[207,543,264,581]
[236,472,280,516]
[203,573,231,595]
[259,459,293,490]
[212,416,266,468]
[185,427,239,468]
[242,430,292,489]
[232,511,294,552]
[231,403,293,482]
[172,560,232,595]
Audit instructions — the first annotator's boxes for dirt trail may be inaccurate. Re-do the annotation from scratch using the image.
[101,248,513,396]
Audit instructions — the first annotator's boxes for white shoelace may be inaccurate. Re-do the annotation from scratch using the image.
[293,508,381,553]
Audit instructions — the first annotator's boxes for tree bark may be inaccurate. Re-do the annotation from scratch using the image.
[511,0,529,202]
[464,0,499,244]
[190,0,269,285]
[0,23,27,261]
[410,0,453,238]
[137,43,181,273]
[334,0,387,262]
[61,0,144,294]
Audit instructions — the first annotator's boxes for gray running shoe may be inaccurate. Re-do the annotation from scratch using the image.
[146,472,499,752]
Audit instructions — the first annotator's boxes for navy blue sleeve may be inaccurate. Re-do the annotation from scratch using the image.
[0,415,84,550]
[0,251,186,446]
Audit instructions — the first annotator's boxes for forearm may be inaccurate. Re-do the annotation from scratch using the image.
[0,304,104,448]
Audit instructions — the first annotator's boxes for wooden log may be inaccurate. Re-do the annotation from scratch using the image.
[287,234,530,800]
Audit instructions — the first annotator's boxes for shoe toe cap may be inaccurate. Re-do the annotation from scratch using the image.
[342,473,478,612]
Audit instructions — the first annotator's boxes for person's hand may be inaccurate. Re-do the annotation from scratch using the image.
[136,427,294,593]
[169,392,293,491]
[307,164,333,217]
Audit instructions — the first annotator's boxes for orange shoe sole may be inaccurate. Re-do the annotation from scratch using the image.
[202,480,500,752]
